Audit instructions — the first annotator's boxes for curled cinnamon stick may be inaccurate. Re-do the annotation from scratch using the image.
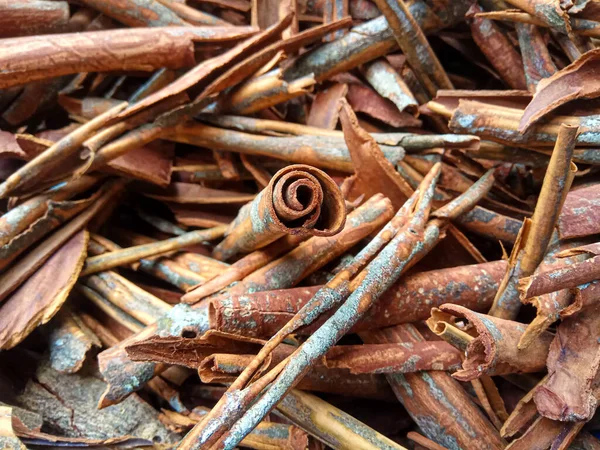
[213,164,346,261]
[430,304,554,381]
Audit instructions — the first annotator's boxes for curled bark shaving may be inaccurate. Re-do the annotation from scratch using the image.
[339,98,412,209]
[520,48,600,132]
[213,164,346,261]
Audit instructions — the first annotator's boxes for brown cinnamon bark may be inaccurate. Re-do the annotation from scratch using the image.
[213,164,345,261]
[0,27,255,90]
[430,304,554,380]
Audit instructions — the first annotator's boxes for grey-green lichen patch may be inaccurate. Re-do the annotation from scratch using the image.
[16,360,179,443]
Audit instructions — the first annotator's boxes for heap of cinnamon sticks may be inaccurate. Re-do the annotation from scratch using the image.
[1,0,600,449]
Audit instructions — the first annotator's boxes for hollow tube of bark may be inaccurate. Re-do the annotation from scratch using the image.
[208,260,506,338]
[323,341,463,374]
[432,304,554,380]
[213,164,346,261]
[519,254,600,300]
[448,100,600,147]
[199,353,394,399]
[200,114,479,150]
[361,58,419,115]
[488,124,577,319]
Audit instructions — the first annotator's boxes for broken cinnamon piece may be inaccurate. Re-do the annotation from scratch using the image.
[0,230,88,349]
[429,304,554,380]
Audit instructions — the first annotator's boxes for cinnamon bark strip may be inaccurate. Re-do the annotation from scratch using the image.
[430,304,554,380]
[361,324,505,450]
[212,164,346,261]
[534,300,600,421]
[505,416,584,450]
[372,0,452,98]
[81,225,227,275]
[275,389,408,450]
[307,83,348,129]
[90,232,210,291]
[323,0,348,41]
[116,16,292,120]
[201,114,479,150]
[454,206,522,244]
[519,252,600,298]
[78,0,191,27]
[502,0,571,34]
[140,182,256,205]
[209,260,506,338]
[362,58,419,116]
[323,342,463,374]
[200,353,394,399]
[0,175,99,248]
[182,234,306,303]
[78,284,145,334]
[168,122,405,172]
[516,23,557,92]
[557,183,600,240]
[0,27,255,91]
[0,180,124,303]
[467,4,527,90]
[209,70,316,115]
[346,84,422,128]
[0,1,70,38]
[0,230,88,350]
[81,272,172,326]
[520,49,600,131]
[489,124,577,319]
[171,406,309,450]
[477,10,600,39]
[155,0,231,26]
